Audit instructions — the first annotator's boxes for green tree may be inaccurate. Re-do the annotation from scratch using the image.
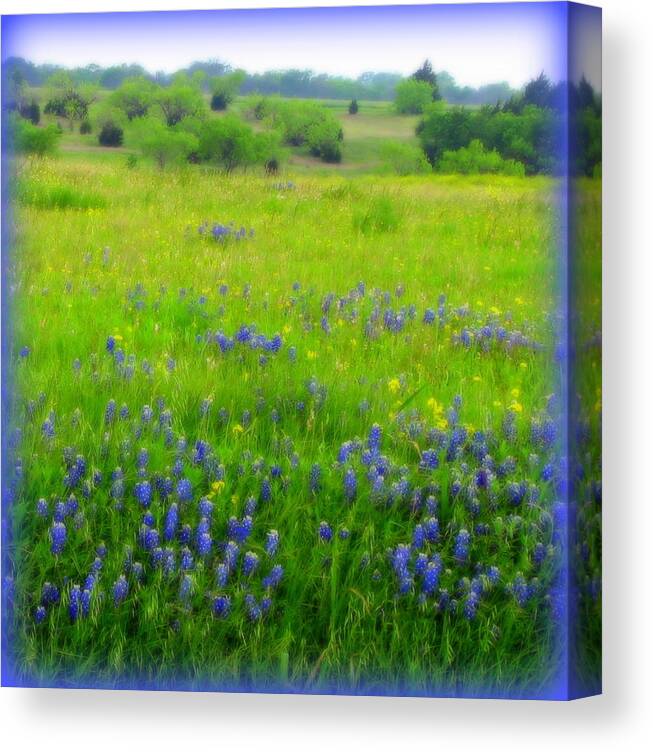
[394,78,434,114]
[131,118,199,168]
[348,98,359,115]
[156,83,206,126]
[109,77,156,120]
[411,59,441,101]
[11,115,61,156]
[210,70,247,111]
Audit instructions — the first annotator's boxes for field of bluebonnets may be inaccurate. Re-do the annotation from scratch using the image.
[3,147,601,694]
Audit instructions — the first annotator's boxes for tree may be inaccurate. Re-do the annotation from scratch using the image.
[131,118,199,168]
[44,72,98,130]
[394,78,434,114]
[380,141,431,175]
[11,115,61,156]
[411,59,441,101]
[348,98,359,115]
[210,70,247,111]
[19,100,40,125]
[523,72,553,109]
[156,84,206,126]
[99,123,124,147]
[109,77,156,120]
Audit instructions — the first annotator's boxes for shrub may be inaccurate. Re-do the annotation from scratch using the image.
[394,79,433,114]
[380,141,431,175]
[438,139,525,176]
[12,117,61,156]
[196,116,284,172]
[210,92,229,111]
[99,123,124,147]
[349,99,359,115]
[20,101,40,125]
[79,120,92,134]
[131,118,199,169]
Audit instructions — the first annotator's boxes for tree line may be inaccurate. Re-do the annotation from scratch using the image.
[3,56,518,105]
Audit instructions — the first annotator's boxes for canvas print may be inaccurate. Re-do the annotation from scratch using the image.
[0,2,602,699]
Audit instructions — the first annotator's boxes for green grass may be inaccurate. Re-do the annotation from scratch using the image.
[4,149,601,696]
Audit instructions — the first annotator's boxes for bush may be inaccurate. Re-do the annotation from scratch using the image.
[394,79,433,114]
[210,92,229,111]
[12,117,61,156]
[131,118,199,169]
[98,123,124,147]
[79,120,92,134]
[349,99,359,115]
[257,99,343,163]
[20,101,40,125]
[380,141,431,175]
[438,139,525,176]
[196,116,284,172]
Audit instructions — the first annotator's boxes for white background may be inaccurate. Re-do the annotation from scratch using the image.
[1,1,651,749]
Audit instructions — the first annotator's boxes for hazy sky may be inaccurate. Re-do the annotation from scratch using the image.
[1,3,599,89]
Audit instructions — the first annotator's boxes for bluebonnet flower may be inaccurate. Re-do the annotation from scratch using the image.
[262,564,284,589]
[198,497,213,518]
[412,524,425,549]
[244,593,262,622]
[223,541,240,571]
[142,512,155,527]
[420,449,439,472]
[81,589,92,618]
[164,503,179,542]
[423,308,435,324]
[69,585,81,622]
[463,592,480,620]
[180,547,194,571]
[42,418,55,439]
[105,399,116,424]
[415,552,429,576]
[344,467,357,501]
[106,336,115,354]
[113,575,129,606]
[265,530,279,557]
[244,496,257,516]
[35,605,47,624]
[41,582,60,605]
[533,542,547,567]
[260,477,272,502]
[212,594,231,618]
[134,481,152,508]
[50,522,66,555]
[141,527,159,551]
[243,551,259,576]
[197,530,212,558]
[119,404,129,420]
[176,478,192,502]
[422,561,441,595]
[506,481,527,506]
[368,423,382,451]
[179,574,193,602]
[423,516,439,543]
[215,562,229,587]
[36,498,49,517]
[511,574,534,606]
[339,527,350,540]
[310,463,322,494]
[318,521,333,542]
[453,529,471,563]
[487,566,501,584]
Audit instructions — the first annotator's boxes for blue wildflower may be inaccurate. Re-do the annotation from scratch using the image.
[50,522,66,555]
[113,575,129,606]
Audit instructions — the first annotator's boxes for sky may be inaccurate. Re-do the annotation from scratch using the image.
[1,3,600,89]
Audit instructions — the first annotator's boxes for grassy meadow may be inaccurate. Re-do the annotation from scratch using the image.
[3,97,601,696]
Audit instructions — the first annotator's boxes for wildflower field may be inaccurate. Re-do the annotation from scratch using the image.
[3,152,601,696]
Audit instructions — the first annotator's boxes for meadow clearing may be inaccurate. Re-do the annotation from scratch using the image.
[3,97,602,696]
